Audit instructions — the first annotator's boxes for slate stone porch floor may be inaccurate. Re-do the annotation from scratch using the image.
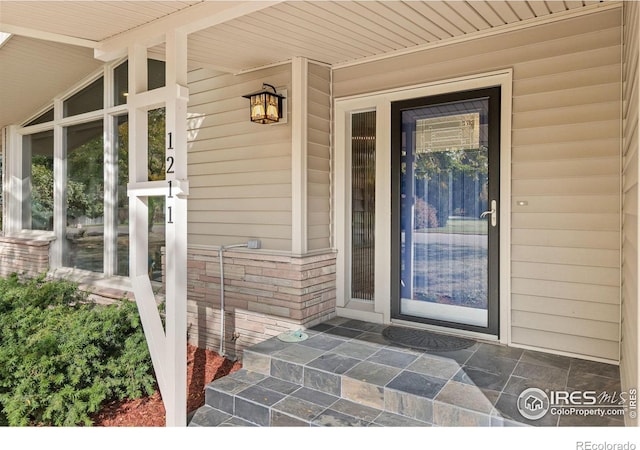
[189,317,625,427]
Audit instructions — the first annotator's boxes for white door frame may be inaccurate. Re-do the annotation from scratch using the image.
[334,69,513,344]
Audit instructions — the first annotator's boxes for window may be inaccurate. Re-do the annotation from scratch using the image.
[115,115,129,276]
[63,78,104,117]
[64,120,104,272]
[9,58,167,278]
[25,108,54,126]
[147,108,166,282]
[22,131,54,231]
[351,111,376,301]
[0,153,3,232]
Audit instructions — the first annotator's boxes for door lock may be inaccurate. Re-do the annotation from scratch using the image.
[480,200,497,227]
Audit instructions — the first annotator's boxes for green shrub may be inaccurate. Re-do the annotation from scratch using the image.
[0,274,155,426]
[414,198,439,229]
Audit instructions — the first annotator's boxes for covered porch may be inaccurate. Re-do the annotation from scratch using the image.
[0,0,638,429]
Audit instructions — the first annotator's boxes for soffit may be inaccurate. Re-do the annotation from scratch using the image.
[0,1,620,129]
[0,1,202,41]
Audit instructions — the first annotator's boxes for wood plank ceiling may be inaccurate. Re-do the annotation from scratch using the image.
[0,0,616,128]
[188,1,613,71]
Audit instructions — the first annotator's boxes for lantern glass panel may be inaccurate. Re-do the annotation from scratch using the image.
[250,94,266,122]
[266,94,279,122]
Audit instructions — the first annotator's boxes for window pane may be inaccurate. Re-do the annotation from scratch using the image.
[22,131,54,231]
[351,111,376,301]
[114,62,128,106]
[148,59,166,90]
[114,114,164,279]
[64,120,104,272]
[116,115,129,276]
[0,153,3,231]
[25,108,54,126]
[148,195,165,283]
[148,107,166,181]
[63,77,104,117]
[113,59,166,106]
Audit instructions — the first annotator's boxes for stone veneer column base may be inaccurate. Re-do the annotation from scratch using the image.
[186,246,337,359]
[0,236,51,278]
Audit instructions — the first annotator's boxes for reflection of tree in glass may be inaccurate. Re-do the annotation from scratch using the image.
[66,129,104,222]
[31,158,53,230]
[117,118,129,225]
[32,154,99,229]
[115,108,166,231]
[413,147,488,180]
[408,147,489,227]
[147,108,166,232]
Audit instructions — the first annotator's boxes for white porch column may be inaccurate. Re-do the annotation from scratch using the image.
[291,56,308,255]
[51,99,64,268]
[162,29,188,428]
[4,125,21,235]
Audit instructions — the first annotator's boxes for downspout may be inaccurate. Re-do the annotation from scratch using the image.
[218,239,261,356]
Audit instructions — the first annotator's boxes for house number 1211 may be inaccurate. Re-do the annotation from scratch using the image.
[167,132,175,224]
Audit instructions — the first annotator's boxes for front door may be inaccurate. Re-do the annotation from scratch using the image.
[391,87,501,336]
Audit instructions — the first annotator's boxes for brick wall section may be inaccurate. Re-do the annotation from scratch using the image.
[0,236,50,278]
[186,246,337,359]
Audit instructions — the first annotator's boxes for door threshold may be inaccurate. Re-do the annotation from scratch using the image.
[336,302,384,324]
[391,318,500,343]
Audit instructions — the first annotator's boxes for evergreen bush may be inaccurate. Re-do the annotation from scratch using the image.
[0,274,155,426]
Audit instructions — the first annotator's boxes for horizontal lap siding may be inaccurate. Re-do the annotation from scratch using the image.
[622,1,639,425]
[187,65,292,251]
[307,63,332,251]
[334,9,622,361]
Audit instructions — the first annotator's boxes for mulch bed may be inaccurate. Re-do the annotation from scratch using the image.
[91,344,241,426]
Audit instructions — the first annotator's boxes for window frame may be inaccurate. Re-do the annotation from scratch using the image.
[6,59,130,278]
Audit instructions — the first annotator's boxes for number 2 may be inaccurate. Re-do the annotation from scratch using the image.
[166,156,174,174]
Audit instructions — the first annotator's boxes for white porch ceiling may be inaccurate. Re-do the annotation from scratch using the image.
[0,0,618,130]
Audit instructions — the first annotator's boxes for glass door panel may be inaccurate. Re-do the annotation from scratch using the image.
[392,88,500,334]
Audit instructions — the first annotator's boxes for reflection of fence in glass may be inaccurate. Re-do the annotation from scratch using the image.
[413,148,489,228]
[410,150,489,310]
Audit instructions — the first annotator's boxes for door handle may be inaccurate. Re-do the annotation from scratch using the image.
[480,200,497,227]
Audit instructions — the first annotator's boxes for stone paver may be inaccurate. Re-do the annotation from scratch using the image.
[193,321,624,427]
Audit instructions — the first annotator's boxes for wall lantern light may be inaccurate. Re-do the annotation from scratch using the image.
[243,83,285,124]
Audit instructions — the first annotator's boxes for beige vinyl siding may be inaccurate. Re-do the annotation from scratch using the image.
[307,62,332,251]
[622,1,639,426]
[334,9,622,361]
[187,64,292,251]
